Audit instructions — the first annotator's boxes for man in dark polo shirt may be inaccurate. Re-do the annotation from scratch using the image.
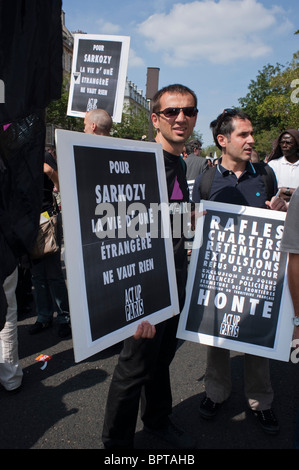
[192,108,287,435]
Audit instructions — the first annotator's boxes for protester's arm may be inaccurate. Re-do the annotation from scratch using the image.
[190,205,207,231]
[44,162,60,191]
[133,321,156,340]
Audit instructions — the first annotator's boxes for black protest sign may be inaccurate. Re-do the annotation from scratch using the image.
[67,34,130,122]
[177,201,293,361]
[56,131,179,362]
[74,145,173,341]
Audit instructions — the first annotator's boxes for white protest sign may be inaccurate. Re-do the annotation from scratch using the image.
[67,34,130,122]
[55,130,179,362]
[177,201,294,361]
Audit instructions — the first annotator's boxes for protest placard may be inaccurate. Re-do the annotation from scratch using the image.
[67,34,130,122]
[177,201,294,361]
[55,130,179,362]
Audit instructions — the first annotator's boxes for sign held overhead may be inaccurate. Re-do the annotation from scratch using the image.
[67,34,130,123]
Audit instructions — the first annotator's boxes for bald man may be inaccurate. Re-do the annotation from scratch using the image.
[84,109,113,136]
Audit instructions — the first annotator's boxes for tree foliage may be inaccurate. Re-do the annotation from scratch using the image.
[238,63,283,133]
[257,52,299,130]
[46,77,84,132]
[238,51,299,157]
[111,105,151,140]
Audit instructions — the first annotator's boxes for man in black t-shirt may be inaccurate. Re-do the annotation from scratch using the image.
[102,85,198,449]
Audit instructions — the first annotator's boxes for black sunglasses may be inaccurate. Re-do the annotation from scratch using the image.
[156,107,198,118]
[221,108,237,116]
[218,108,238,124]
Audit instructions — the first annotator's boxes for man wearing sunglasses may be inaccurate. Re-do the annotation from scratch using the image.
[102,84,198,449]
[192,108,287,436]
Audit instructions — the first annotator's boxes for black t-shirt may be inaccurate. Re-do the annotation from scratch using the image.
[163,150,189,308]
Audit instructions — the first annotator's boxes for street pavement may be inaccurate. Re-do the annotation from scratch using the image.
[0,307,298,451]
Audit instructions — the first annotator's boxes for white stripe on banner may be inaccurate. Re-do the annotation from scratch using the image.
[0,339,4,363]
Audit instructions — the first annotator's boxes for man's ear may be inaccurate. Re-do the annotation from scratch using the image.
[151,113,159,130]
[217,134,226,148]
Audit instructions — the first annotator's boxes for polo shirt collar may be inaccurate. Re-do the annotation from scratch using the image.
[217,157,256,175]
[282,155,299,166]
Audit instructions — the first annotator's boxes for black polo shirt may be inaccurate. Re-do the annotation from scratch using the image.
[192,159,275,208]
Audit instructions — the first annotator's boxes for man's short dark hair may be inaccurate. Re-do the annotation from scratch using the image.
[185,139,202,155]
[210,108,251,149]
[152,84,197,113]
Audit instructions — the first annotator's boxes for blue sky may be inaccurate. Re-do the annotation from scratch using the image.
[62,0,298,147]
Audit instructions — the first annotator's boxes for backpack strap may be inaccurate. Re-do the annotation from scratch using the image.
[198,165,217,200]
[252,162,277,200]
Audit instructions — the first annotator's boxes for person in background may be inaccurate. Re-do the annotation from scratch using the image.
[0,268,23,392]
[267,129,299,202]
[181,145,188,159]
[45,146,61,209]
[84,109,113,136]
[279,187,299,448]
[206,153,218,167]
[185,138,208,180]
[250,149,260,163]
[0,0,63,390]
[29,150,71,338]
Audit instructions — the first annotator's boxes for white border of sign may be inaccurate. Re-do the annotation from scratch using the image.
[177,200,293,362]
[55,130,179,362]
[67,34,130,122]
